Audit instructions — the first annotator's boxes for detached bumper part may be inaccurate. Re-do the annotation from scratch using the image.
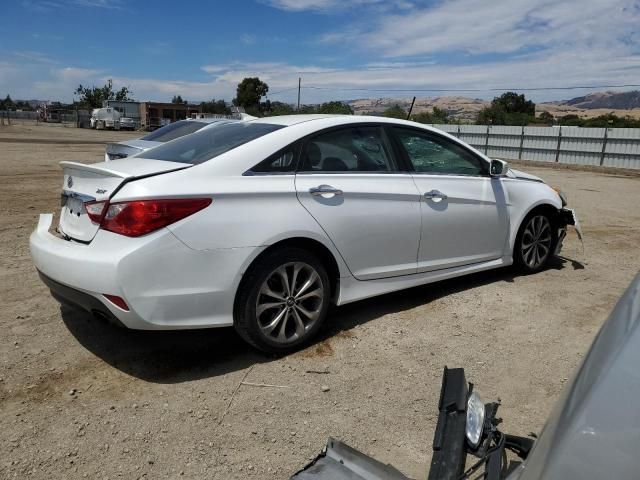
[428,367,469,480]
[558,208,583,240]
[291,367,534,479]
[555,208,583,255]
[290,437,410,480]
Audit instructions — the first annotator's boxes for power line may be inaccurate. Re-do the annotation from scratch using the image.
[302,83,640,93]
[266,87,300,96]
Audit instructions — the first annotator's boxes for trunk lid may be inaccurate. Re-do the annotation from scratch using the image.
[105,139,161,160]
[59,158,190,242]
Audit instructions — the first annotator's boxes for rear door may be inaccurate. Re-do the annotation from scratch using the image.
[295,125,421,280]
[390,127,509,273]
[59,158,189,242]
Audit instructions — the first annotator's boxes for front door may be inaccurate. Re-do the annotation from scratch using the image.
[391,127,509,273]
[295,125,421,280]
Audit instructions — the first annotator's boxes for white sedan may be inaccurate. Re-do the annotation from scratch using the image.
[30,115,579,353]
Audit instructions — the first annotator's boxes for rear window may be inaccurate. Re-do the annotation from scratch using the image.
[137,122,285,164]
[141,120,207,142]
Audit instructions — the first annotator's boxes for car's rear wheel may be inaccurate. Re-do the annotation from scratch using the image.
[234,247,330,354]
[514,211,556,273]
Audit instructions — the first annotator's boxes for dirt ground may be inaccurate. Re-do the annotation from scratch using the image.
[1,124,639,479]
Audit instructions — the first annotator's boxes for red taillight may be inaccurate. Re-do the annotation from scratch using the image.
[85,200,108,224]
[103,294,129,311]
[98,198,211,237]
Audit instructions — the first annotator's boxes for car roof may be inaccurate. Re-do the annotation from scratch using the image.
[250,114,348,126]
[189,118,234,124]
[250,114,434,129]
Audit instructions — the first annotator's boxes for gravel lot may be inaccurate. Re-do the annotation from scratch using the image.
[1,124,639,479]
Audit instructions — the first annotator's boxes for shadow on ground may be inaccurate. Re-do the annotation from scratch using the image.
[61,258,576,384]
[61,308,263,384]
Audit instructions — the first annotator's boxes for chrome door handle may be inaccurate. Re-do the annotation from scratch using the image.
[310,185,343,196]
[424,189,448,200]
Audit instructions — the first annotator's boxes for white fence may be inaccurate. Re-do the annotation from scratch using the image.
[432,124,640,170]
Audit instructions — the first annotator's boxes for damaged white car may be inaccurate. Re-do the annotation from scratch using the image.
[30,115,581,353]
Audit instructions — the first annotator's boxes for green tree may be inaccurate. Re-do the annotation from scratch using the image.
[263,100,295,116]
[199,99,231,115]
[171,95,185,104]
[1,94,16,110]
[584,113,636,127]
[74,79,132,109]
[412,106,449,124]
[316,101,353,114]
[15,100,34,111]
[298,104,319,114]
[493,92,535,115]
[382,104,406,119]
[477,92,535,125]
[536,111,554,125]
[557,114,583,126]
[234,77,269,112]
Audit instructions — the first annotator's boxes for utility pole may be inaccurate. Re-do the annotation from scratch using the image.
[297,77,301,111]
[406,96,416,120]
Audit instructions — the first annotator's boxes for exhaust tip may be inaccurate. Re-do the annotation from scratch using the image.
[91,309,110,323]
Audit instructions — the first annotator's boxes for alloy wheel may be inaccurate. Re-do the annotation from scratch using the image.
[521,215,552,269]
[256,262,324,344]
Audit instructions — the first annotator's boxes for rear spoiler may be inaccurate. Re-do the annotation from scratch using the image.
[59,161,130,178]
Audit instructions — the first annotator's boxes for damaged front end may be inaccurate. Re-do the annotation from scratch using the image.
[554,207,583,256]
[291,367,533,480]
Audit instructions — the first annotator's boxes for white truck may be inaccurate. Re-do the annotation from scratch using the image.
[90,107,121,130]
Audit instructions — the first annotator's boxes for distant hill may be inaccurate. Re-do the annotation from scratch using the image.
[562,90,640,109]
[346,91,640,121]
[347,96,488,121]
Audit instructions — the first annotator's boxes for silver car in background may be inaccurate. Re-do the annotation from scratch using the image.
[104,118,234,161]
[119,117,137,131]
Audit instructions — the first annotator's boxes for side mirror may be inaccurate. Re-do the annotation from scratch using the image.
[490,159,509,177]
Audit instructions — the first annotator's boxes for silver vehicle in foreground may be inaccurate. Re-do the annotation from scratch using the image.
[104,118,233,161]
[293,272,640,479]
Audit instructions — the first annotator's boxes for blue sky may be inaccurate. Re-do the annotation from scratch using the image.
[2,0,640,103]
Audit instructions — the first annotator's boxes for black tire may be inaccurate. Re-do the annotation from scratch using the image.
[234,247,331,354]
[514,210,558,274]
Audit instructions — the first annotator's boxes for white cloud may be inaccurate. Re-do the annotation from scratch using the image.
[240,33,256,45]
[12,51,57,64]
[4,47,640,104]
[5,0,640,104]
[262,0,412,12]
[22,0,123,12]
[350,0,638,57]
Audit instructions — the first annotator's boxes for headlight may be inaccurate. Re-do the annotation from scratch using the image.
[466,391,485,448]
[551,186,567,207]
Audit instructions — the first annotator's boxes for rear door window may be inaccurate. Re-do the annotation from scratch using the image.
[248,145,298,174]
[299,126,398,172]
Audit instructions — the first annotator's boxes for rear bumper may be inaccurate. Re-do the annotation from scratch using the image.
[38,270,125,327]
[30,213,259,330]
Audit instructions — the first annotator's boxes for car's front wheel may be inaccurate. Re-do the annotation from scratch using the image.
[234,247,330,354]
[514,211,557,273]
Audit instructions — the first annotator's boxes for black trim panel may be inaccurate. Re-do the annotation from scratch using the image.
[37,270,125,328]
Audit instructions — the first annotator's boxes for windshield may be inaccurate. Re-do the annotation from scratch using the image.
[141,120,208,142]
[137,122,285,164]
